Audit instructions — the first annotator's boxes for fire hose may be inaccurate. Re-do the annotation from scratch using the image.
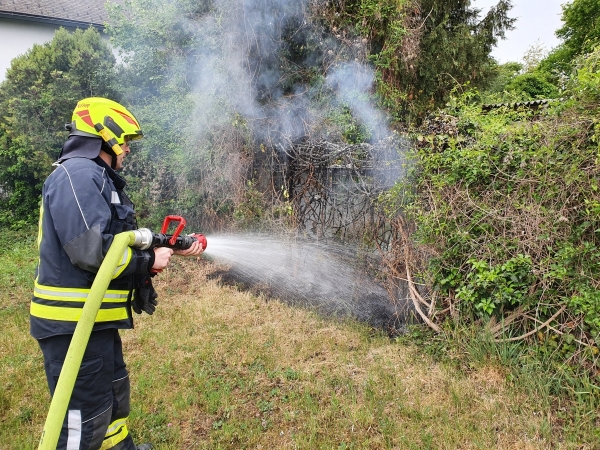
[38,216,206,450]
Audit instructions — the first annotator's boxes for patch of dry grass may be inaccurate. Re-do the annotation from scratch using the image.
[0,255,593,449]
[121,258,562,449]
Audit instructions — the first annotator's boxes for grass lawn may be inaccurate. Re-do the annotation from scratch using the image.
[0,231,598,449]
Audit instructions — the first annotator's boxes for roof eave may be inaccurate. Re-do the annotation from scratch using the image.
[0,11,105,31]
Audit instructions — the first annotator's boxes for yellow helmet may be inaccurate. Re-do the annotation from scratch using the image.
[66,97,143,156]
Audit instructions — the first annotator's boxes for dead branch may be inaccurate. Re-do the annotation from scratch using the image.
[493,305,567,343]
[487,306,525,337]
[396,215,440,332]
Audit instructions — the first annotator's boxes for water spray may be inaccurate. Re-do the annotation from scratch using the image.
[202,234,408,333]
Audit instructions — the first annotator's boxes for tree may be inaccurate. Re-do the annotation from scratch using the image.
[411,0,515,111]
[483,61,523,97]
[0,27,118,226]
[557,0,600,58]
[539,0,600,80]
[329,0,515,118]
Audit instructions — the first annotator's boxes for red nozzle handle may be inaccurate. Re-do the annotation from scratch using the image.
[161,215,187,246]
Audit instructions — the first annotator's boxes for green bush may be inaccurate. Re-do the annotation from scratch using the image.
[455,254,533,316]
[572,45,600,102]
[507,72,560,99]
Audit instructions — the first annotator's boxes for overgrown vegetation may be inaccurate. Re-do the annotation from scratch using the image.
[3,0,600,445]
[392,47,600,373]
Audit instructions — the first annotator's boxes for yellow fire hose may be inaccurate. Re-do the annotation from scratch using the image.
[38,231,135,450]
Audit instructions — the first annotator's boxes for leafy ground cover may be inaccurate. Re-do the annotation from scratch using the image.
[1,231,599,449]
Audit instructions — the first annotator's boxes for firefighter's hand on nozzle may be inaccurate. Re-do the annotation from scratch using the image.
[152,247,173,270]
[173,238,204,257]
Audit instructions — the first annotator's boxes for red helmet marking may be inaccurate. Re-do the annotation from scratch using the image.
[110,108,139,128]
[75,110,94,128]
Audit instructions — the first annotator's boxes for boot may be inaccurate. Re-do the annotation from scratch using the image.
[136,445,153,450]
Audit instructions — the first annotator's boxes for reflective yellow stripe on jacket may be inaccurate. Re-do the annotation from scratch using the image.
[31,281,129,322]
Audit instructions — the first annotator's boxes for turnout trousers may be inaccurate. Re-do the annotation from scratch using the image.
[38,329,136,450]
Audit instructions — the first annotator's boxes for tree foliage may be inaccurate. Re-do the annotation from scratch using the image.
[539,0,600,81]
[482,61,522,97]
[483,42,561,103]
[328,0,516,119]
[106,0,244,229]
[506,72,560,99]
[557,0,600,60]
[0,27,118,226]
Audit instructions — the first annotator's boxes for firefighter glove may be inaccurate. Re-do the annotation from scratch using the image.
[133,274,158,315]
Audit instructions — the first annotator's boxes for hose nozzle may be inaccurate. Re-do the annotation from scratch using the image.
[130,228,207,251]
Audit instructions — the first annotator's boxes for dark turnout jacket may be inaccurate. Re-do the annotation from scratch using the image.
[30,153,153,339]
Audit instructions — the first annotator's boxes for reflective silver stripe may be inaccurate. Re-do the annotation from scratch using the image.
[115,248,129,271]
[105,418,127,436]
[66,410,82,450]
[112,247,132,279]
[34,282,129,303]
[101,167,106,193]
[82,404,111,424]
[34,286,127,299]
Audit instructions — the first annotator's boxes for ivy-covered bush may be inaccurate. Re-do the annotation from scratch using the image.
[404,47,600,366]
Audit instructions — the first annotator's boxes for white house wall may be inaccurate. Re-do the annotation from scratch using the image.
[0,19,115,82]
[0,18,58,81]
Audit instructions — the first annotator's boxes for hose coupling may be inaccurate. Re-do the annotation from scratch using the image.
[131,228,154,250]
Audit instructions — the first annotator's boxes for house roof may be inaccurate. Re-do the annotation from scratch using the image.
[0,0,113,29]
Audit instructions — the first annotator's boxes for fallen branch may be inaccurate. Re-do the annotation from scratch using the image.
[494,305,566,343]
[522,314,594,348]
[405,262,441,332]
[396,216,440,332]
[488,306,525,337]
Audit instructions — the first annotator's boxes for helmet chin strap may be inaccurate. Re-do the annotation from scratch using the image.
[101,142,119,169]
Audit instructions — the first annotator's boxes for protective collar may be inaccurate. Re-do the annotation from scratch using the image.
[93,156,127,190]
[58,135,102,161]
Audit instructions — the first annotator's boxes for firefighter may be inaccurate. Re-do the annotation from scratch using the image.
[31,97,204,450]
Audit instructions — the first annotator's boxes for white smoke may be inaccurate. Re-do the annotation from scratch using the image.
[188,0,392,145]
